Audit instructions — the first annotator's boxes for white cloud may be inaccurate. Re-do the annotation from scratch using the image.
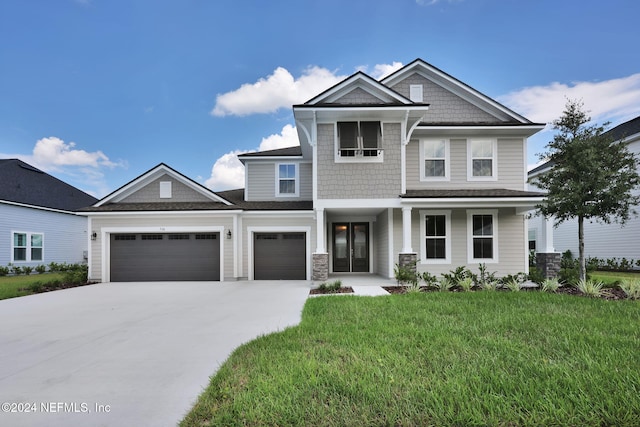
[211,62,405,117]
[205,124,300,191]
[0,136,124,198]
[211,66,345,117]
[498,73,640,126]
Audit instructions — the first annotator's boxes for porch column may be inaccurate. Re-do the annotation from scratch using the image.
[401,207,413,253]
[537,215,560,279]
[399,207,417,273]
[312,208,329,282]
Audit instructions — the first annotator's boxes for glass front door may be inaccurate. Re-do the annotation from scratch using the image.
[332,223,369,273]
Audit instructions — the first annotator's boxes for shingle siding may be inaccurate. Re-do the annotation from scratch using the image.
[390,73,498,123]
[334,87,385,104]
[317,123,402,199]
[120,174,211,203]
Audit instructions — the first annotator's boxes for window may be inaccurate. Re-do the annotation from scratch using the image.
[336,121,382,159]
[276,163,298,197]
[420,210,451,264]
[420,139,449,180]
[467,210,498,263]
[12,232,43,262]
[468,139,497,180]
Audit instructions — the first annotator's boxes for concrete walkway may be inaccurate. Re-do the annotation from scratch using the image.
[0,281,309,427]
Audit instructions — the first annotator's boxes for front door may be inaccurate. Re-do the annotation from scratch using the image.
[332,223,369,273]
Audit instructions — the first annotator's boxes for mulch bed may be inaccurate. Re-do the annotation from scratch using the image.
[383,285,630,300]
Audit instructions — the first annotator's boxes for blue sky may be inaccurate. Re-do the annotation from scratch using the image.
[1,0,639,198]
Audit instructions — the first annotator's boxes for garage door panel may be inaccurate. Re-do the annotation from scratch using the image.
[254,233,305,280]
[110,233,219,282]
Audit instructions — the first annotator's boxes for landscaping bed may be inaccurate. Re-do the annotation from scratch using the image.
[382,284,630,299]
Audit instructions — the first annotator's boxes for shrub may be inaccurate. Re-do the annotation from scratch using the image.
[420,271,438,289]
[505,278,522,292]
[475,263,497,289]
[441,266,474,285]
[481,280,499,291]
[28,281,44,293]
[0,266,9,276]
[317,280,342,293]
[22,266,34,275]
[434,277,454,292]
[527,266,544,284]
[575,279,606,298]
[619,279,640,300]
[541,278,561,293]
[10,264,23,275]
[394,263,417,285]
[35,265,47,274]
[459,277,474,292]
[62,264,88,285]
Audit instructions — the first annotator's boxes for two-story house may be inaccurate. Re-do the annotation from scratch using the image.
[82,59,544,283]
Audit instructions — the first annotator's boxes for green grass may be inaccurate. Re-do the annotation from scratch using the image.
[182,292,640,427]
[0,273,66,300]
[591,270,640,285]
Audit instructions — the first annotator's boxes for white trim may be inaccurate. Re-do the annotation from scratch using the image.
[85,210,243,217]
[409,84,423,103]
[401,207,413,253]
[100,225,224,283]
[419,210,452,265]
[275,163,300,197]
[233,214,239,278]
[10,230,44,263]
[466,209,499,264]
[387,208,394,279]
[523,214,529,275]
[0,199,83,215]
[420,138,450,181]
[305,72,412,105]
[247,226,311,280]
[399,197,543,209]
[315,198,403,209]
[88,217,93,280]
[467,139,498,181]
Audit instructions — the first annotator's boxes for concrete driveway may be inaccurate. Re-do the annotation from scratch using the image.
[0,281,310,427]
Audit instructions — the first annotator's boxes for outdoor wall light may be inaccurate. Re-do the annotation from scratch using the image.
[91,232,97,241]
[226,230,232,239]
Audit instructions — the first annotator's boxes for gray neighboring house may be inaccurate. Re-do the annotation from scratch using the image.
[528,116,640,263]
[82,58,545,283]
[0,159,98,268]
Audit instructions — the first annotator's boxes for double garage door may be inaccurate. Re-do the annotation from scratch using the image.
[110,233,220,282]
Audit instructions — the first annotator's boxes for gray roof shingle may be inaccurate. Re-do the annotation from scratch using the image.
[0,159,98,211]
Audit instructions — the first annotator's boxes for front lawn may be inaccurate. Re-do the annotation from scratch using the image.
[591,270,640,285]
[0,273,67,300]
[182,292,640,427]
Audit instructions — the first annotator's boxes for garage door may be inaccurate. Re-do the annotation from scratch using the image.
[254,233,306,280]
[110,233,220,281]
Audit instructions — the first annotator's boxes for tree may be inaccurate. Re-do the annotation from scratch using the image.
[533,100,640,282]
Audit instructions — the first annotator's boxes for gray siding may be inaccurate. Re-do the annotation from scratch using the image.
[1,204,89,267]
[120,174,211,203]
[389,73,498,123]
[374,209,390,278]
[245,162,312,201]
[317,123,402,199]
[406,137,525,190]
[391,207,527,277]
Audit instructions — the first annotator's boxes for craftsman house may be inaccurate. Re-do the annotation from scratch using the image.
[82,59,544,282]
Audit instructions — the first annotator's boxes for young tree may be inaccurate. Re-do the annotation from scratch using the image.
[533,100,640,282]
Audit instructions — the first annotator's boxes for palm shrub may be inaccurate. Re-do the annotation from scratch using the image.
[0,266,9,276]
[35,265,47,274]
[505,278,522,292]
[575,279,606,298]
[541,278,561,293]
[434,277,454,292]
[459,277,474,292]
[619,279,640,300]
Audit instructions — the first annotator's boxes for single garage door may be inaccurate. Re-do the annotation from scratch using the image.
[110,233,220,281]
[254,232,306,280]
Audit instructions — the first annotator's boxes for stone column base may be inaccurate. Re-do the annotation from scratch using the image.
[536,252,561,279]
[398,253,418,274]
[312,253,329,282]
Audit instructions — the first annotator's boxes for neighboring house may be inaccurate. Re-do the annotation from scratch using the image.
[82,59,545,283]
[0,159,98,268]
[528,116,640,263]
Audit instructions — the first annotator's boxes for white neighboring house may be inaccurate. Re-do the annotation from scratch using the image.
[528,116,640,263]
[0,159,98,268]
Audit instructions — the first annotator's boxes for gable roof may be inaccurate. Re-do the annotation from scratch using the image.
[0,159,98,211]
[94,163,232,207]
[382,59,535,124]
[528,115,640,177]
[302,71,417,106]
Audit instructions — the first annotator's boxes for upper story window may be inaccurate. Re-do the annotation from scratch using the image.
[12,232,43,262]
[467,210,498,263]
[468,139,497,180]
[336,121,383,161]
[420,139,449,181]
[276,163,299,197]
